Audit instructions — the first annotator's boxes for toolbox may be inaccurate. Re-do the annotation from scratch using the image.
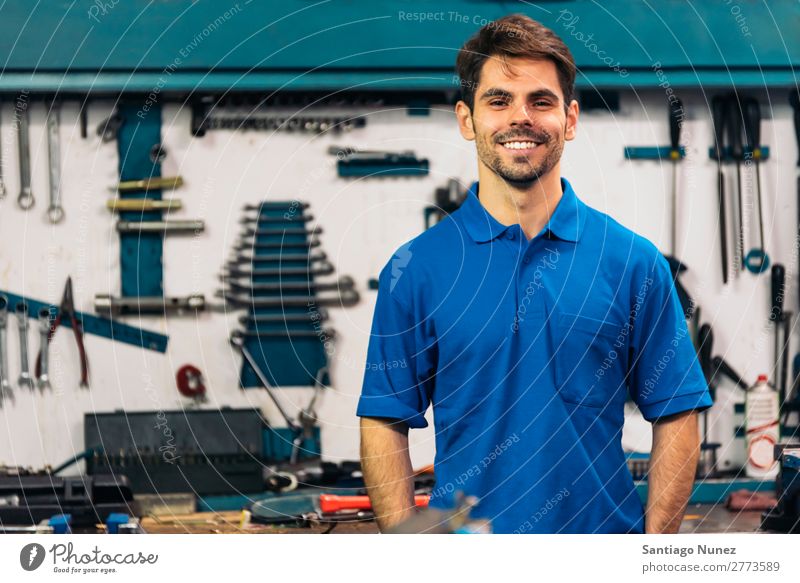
[85,408,267,496]
[0,472,137,527]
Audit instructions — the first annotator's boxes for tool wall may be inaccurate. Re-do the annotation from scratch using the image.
[1,1,800,488]
[0,91,798,475]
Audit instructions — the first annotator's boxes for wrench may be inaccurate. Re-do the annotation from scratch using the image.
[218,287,359,308]
[228,251,327,265]
[0,296,13,405]
[238,308,329,325]
[0,104,6,199]
[240,226,322,238]
[239,214,314,225]
[222,259,335,279]
[37,307,52,390]
[233,237,321,252]
[16,99,34,210]
[46,102,64,223]
[219,275,355,293]
[15,302,34,388]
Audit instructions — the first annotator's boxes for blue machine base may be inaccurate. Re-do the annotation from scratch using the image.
[636,477,775,505]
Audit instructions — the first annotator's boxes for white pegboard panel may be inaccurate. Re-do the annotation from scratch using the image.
[0,91,797,472]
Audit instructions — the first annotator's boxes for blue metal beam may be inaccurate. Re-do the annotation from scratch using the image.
[0,1,798,93]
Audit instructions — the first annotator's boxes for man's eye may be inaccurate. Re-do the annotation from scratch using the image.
[533,100,551,107]
[489,100,508,106]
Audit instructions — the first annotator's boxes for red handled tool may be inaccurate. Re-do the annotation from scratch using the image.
[319,494,429,513]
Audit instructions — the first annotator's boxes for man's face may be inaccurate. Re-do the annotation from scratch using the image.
[456,56,578,186]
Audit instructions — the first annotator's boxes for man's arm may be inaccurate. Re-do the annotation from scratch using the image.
[360,416,417,532]
[644,409,700,533]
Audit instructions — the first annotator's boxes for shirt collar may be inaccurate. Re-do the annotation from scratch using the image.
[459,177,587,244]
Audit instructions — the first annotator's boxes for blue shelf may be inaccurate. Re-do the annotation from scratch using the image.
[1,1,799,93]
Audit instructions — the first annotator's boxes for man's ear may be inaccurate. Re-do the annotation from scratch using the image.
[564,99,579,141]
[455,100,476,141]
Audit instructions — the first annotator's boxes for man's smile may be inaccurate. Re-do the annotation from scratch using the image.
[498,140,542,154]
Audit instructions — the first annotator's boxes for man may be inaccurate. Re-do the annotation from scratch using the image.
[357,13,711,534]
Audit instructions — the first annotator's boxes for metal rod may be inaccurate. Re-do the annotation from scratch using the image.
[94,294,205,316]
[107,199,183,212]
[229,331,298,431]
[112,176,183,192]
[117,220,205,234]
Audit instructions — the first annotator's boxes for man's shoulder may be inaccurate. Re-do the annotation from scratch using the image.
[383,214,463,270]
[582,203,663,268]
[378,214,462,295]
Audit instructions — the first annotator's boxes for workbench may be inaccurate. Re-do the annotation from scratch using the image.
[133,505,767,534]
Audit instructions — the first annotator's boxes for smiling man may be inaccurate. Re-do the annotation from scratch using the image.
[357,14,711,534]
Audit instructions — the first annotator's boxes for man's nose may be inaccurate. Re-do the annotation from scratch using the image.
[509,103,534,127]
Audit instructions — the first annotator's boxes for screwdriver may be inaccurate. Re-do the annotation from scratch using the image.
[697,323,714,389]
[771,264,785,399]
[663,98,693,319]
[712,96,729,284]
[696,322,716,472]
[742,97,769,273]
[669,98,683,255]
[726,93,745,275]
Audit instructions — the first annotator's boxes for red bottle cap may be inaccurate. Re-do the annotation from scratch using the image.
[757,374,768,382]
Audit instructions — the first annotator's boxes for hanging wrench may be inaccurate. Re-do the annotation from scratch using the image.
[46,101,64,223]
[15,302,34,388]
[16,98,34,210]
[0,296,13,406]
[37,308,52,390]
[0,104,6,199]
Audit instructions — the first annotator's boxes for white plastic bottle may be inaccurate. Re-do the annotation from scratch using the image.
[744,374,780,479]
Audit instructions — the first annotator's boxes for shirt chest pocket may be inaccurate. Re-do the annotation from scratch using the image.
[553,312,629,408]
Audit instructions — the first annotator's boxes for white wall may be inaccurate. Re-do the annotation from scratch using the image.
[0,90,795,474]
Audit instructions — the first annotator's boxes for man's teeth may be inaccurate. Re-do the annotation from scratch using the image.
[502,141,538,150]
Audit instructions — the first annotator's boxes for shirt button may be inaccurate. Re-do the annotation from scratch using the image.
[523,257,531,264]
[507,232,515,240]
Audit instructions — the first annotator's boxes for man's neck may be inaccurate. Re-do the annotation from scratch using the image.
[475,165,564,241]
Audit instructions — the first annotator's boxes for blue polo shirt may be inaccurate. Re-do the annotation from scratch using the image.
[357,177,712,534]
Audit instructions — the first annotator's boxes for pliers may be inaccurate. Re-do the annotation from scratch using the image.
[36,277,89,388]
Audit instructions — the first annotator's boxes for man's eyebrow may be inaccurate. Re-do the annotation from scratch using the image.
[479,87,561,102]
[528,89,560,101]
[479,87,513,100]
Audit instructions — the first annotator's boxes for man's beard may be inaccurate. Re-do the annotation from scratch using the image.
[475,124,564,185]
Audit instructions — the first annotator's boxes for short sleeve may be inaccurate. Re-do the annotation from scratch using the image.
[356,260,436,429]
[629,254,712,421]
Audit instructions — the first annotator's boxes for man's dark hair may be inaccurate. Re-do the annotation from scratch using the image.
[455,14,576,112]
